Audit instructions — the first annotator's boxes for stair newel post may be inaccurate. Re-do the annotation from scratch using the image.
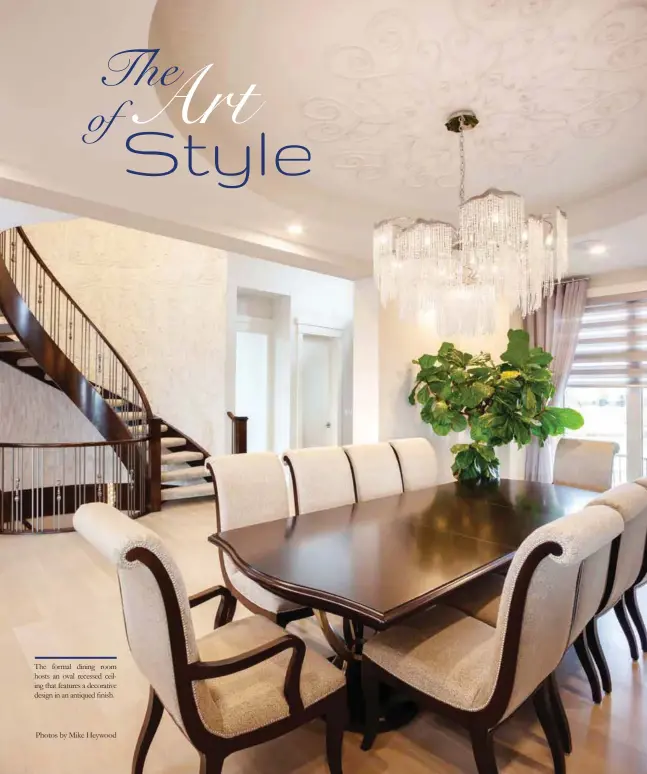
[148,416,162,514]
[227,412,248,454]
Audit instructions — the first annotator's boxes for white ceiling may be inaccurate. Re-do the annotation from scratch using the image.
[0,0,646,278]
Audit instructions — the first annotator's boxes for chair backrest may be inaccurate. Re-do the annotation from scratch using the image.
[73,503,198,734]
[553,438,619,492]
[206,452,290,531]
[283,446,356,514]
[590,482,647,612]
[491,504,624,721]
[389,437,438,491]
[343,443,403,501]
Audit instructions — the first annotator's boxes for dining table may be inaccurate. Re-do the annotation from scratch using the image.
[208,478,596,732]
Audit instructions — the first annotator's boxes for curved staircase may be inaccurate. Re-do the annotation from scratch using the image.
[0,227,213,533]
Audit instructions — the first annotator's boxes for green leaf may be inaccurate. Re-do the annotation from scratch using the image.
[408,386,418,406]
[450,412,468,433]
[438,342,455,359]
[450,443,470,454]
[522,386,537,414]
[416,355,437,369]
[500,329,530,368]
[529,347,553,366]
[500,370,521,380]
[461,382,494,408]
[544,406,584,431]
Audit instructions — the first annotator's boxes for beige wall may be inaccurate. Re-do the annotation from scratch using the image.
[24,219,228,455]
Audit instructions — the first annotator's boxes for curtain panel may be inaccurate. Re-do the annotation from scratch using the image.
[523,278,589,482]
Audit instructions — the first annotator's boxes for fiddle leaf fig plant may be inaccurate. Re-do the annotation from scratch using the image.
[409,329,584,482]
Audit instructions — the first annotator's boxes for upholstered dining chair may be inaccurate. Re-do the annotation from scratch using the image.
[73,503,347,774]
[583,482,647,693]
[343,442,404,501]
[206,452,312,627]
[360,504,624,774]
[552,438,619,492]
[389,437,438,491]
[283,446,356,514]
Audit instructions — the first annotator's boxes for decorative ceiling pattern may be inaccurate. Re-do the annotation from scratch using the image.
[303,1,647,194]
[151,0,647,226]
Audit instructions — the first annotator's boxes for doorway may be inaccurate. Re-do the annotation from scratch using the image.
[296,326,343,448]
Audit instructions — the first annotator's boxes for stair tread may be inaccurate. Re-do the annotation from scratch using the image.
[161,465,208,483]
[17,357,38,368]
[118,411,147,421]
[161,450,204,464]
[106,398,128,408]
[129,422,167,433]
[161,436,186,449]
[0,323,12,335]
[161,482,213,502]
[0,341,26,352]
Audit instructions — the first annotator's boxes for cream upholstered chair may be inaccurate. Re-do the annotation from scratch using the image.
[583,482,647,693]
[389,437,438,491]
[360,505,624,774]
[342,442,403,501]
[553,438,619,492]
[283,447,356,514]
[626,477,647,654]
[73,503,347,774]
[206,452,312,626]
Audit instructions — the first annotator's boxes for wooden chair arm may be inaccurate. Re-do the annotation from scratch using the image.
[186,634,306,713]
[188,585,234,609]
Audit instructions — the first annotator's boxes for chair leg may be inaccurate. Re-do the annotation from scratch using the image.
[132,687,163,774]
[325,700,346,774]
[214,594,236,628]
[625,587,647,653]
[585,620,612,695]
[199,754,224,774]
[533,682,566,774]
[573,632,603,704]
[469,728,498,774]
[360,662,380,752]
[614,598,640,661]
[547,673,572,755]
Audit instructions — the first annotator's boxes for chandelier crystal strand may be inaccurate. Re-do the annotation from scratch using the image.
[372,110,568,335]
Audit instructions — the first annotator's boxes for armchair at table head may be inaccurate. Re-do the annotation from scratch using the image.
[73,502,347,774]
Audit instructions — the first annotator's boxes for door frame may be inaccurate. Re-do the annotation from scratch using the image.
[294,322,344,449]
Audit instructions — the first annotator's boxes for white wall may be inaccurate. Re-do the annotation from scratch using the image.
[24,219,228,455]
[227,253,355,453]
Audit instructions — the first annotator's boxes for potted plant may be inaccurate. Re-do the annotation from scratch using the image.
[409,329,584,482]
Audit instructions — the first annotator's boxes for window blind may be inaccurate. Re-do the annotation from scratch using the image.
[568,295,647,388]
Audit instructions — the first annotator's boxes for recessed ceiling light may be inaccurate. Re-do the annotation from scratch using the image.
[287,223,303,235]
[588,242,607,256]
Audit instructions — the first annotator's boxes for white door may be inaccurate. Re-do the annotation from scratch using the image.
[300,334,339,448]
[235,330,271,451]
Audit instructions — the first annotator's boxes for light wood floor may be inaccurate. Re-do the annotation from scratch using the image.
[1,499,646,774]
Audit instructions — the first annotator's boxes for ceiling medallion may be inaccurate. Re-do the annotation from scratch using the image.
[373,110,568,336]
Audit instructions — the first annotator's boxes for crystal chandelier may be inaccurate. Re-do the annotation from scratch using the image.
[373,111,568,336]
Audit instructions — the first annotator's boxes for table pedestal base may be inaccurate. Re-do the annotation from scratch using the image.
[344,660,419,736]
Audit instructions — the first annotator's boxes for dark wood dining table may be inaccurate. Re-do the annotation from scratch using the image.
[208,478,596,731]
[209,478,595,630]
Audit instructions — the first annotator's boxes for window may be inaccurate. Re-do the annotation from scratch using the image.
[565,295,647,484]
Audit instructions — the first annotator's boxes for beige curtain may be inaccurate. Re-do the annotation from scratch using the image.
[523,278,589,482]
